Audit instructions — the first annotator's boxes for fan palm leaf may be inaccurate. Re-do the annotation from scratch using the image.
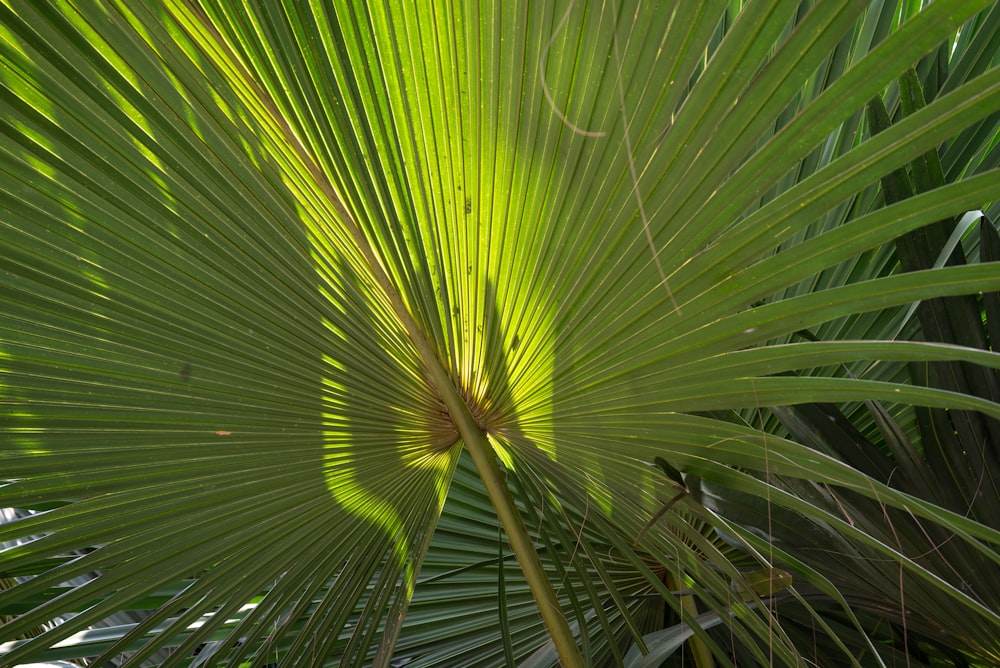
[2,1,1000,666]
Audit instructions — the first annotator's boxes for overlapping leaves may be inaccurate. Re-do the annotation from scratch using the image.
[2,1,1000,666]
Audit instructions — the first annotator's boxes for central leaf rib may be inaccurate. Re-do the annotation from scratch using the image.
[401,319,587,668]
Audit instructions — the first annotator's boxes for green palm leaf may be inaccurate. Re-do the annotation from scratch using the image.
[3,1,1000,666]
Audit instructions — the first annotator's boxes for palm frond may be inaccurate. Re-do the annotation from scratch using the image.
[3,2,1000,666]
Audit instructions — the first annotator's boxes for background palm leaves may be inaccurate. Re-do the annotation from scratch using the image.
[2,1,1000,666]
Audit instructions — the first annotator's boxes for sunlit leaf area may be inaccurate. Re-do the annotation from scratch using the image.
[2,1,1000,666]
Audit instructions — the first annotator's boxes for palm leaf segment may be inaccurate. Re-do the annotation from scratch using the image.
[2,1,1000,666]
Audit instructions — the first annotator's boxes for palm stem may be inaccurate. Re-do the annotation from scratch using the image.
[374,290,585,665]
[460,426,585,667]
[357,275,584,664]
[666,571,716,668]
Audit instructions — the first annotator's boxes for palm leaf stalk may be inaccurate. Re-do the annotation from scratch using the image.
[2,1,1000,666]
